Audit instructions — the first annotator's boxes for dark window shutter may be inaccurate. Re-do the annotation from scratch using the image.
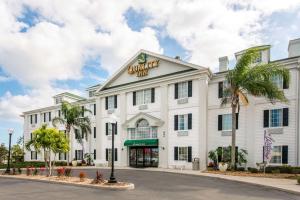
[106,123,108,135]
[105,97,108,110]
[31,151,33,160]
[94,149,96,160]
[283,76,289,89]
[115,123,118,135]
[114,95,117,108]
[188,146,192,162]
[262,146,265,163]
[49,112,51,121]
[174,147,178,160]
[175,83,178,99]
[105,149,108,161]
[30,133,32,140]
[133,91,136,106]
[75,150,78,160]
[36,152,38,159]
[44,113,46,122]
[30,115,33,124]
[174,115,178,130]
[188,113,192,130]
[235,146,238,163]
[35,114,37,123]
[58,110,61,117]
[263,110,269,128]
[115,148,118,161]
[282,146,288,164]
[236,113,239,130]
[283,108,289,126]
[217,147,222,162]
[81,150,83,160]
[64,153,66,160]
[151,88,155,103]
[218,82,223,98]
[81,106,84,117]
[218,115,223,131]
[188,80,192,97]
[94,104,96,115]
[59,153,61,160]
[94,127,96,138]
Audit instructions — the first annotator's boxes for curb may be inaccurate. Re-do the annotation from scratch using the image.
[0,175,134,191]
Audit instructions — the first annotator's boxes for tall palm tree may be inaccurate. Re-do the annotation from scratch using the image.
[221,47,290,170]
[52,101,91,164]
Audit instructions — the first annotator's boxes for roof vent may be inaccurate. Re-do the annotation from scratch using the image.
[174,56,181,60]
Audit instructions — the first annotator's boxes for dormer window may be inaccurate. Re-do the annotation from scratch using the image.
[55,97,62,104]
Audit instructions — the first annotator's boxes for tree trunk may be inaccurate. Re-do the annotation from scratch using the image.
[66,125,71,166]
[43,149,48,171]
[48,151,52,176]
[231,103,237,170]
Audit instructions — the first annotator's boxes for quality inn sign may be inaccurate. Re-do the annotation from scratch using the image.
[128,53,160,77]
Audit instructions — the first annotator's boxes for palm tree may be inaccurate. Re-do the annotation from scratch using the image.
[25,124,69,176]
[52,101,91,164]
[221,47,290,170]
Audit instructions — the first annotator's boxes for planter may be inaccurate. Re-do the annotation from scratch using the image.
[218,163,228,172]
[71,161,77,167]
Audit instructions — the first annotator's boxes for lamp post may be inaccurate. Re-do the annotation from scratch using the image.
[108,114,117,183]
[5,129,13,174]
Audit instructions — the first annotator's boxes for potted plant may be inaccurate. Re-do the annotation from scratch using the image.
[79,171,86,182]
[81,159,87,166]
[72,158,77,167]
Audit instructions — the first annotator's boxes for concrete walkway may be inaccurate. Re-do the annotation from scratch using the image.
[71,166,300,194]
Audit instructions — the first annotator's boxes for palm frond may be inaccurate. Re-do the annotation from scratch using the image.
[52,116,66,127]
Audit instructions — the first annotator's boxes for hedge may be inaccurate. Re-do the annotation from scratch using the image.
[0,161,68,169]
[264,166,300,174]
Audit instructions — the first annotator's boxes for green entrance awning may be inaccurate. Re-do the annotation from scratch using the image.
[124,139,158,146]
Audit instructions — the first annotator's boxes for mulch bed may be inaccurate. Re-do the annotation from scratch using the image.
[205,170,300,179]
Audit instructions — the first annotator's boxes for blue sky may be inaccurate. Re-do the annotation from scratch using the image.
[0,1,300,146]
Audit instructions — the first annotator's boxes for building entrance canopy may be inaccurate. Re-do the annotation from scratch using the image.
[124,139,158,146]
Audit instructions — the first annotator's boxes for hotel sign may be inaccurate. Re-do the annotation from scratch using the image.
[128,53,160,77]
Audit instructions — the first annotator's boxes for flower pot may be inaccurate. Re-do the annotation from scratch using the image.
[72,160,77,167]
[218,163,228,172]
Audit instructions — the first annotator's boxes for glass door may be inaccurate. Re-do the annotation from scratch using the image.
[136,148,144,167]
[144,148,151,167]
[129,148,136,167]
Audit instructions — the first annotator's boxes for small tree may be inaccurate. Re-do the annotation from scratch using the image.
[11,144,25,163]
[0,143,8,164]
[25,125,69,176]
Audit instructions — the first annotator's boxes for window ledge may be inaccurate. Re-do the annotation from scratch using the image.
[107,109,115,114]
[177,97,189,104]
[177,130,189,136]
[221,130,232,136]
[267,127,284,134]
[107,135,112,140]
[138,104,148,110]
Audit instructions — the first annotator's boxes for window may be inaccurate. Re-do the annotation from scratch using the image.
[106,123,113,136]
[59,152,66,160]
[136,89,151,105]
[222,114,232,131]
[178,82,188,99]
[93,104,96,115]
[269,145,288,164]
[271,75,283,89]
[42,112,51,122]
[106,148,117,161]
[218,80,229,98]
[127,119,157,139]
[31,151,37,160]
[108,96,115,110]
[75,129,82,139]
[218,113,239,131]
[174,146,192,162]
[253,51,262,63]
[93,127,96,138]
[55,97,62,104]
[30,114,38,124]
[75,150,83,160]
[270,109,282,127]
[178,147,188,161]
[89,90,96,97]
[270,146,282,164]
[174,114,192,131]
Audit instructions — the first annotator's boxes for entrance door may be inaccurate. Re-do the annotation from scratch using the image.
[129,147,159,168]
[136,148,144,167]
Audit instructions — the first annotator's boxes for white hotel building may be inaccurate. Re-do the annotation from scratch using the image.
[23,38,300,170]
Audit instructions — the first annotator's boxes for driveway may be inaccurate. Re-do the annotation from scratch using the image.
[0,168,299,200]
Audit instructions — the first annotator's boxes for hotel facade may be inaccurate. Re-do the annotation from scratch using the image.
[23,38,300,170]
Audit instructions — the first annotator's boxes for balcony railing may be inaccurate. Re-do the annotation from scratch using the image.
[128,127,157,140]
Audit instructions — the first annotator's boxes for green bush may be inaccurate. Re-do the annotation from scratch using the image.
[236,167,245,171]
[265,166,300,174]
[292,168,300,174]
[0,161,68,169]
[248,167,258,173]
[271,169,280,174]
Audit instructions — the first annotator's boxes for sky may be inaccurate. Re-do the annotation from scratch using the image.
[0,0,300,146]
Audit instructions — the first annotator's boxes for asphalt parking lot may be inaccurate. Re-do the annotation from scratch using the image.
[0,169,299,200]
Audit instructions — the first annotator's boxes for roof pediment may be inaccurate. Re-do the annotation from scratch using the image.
[122,112,164,128]
[97,50,208,92]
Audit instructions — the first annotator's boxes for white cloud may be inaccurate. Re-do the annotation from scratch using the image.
[0,75,11,82]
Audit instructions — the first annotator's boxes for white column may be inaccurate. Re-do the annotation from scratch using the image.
[159,84,169,168]
[198,76,209,171]
[119,92,128,166]
[95,97,103,164]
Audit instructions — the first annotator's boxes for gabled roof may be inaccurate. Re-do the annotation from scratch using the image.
[53,92,85,100]
[96,49,210,92]
[122,112,164,128]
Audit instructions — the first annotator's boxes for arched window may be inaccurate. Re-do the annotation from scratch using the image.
[128,119,157,139]
[136,119,149,128]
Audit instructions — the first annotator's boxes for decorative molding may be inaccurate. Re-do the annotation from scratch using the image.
[268,128,284,134]
[177,98,188,104]
[221,131,232,136]
[138,104,148,110]
[177,131,189,136]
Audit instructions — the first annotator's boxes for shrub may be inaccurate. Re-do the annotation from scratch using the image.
[26,167,32,176]
[79,172,86,182]
[248,167,258,173]
[17,168,22,175]
[271,169,280,174]
[91,171,104,184]
[56,167,65,177]
[33,168,38,176]
[64,168,72,177]
[236,167,245,171]
[292,168,300,174]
